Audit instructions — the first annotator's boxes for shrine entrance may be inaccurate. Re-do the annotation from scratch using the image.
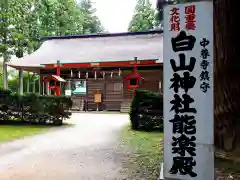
[68,70,123,111]
[85,70,123,111]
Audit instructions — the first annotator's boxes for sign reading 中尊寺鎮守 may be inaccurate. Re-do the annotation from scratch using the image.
[163,1,214,180]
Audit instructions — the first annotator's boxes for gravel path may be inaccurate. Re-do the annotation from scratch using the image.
[0,113,129,180]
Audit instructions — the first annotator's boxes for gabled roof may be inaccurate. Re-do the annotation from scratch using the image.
[52,75,65,82]
[43,75,66,82]
[7,30,163,71]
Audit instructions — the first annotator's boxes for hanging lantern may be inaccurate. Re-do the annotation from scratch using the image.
[78,71,81,79]
[118,68,121,76]
[70,70,73,77]
[86,72,88,79]
[110,71,113,78]
[123,57,144,96]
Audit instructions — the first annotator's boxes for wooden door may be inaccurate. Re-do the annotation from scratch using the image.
[105,81,123,111]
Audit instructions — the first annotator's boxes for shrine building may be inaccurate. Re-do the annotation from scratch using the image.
[7,30,163,112]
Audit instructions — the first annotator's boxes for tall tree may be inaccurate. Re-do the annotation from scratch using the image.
[1,0,11,88]
[0,59,4,88]
[78,0,104,34]
[128,0,155,32]
[0,0,104,89]
[1,0,104,58]
[213,0,239,153]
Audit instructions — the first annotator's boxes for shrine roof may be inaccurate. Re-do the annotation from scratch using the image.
[52,75,66,82]
[43,75,66,82]
[7,30,163,72]
[41,30,163,40]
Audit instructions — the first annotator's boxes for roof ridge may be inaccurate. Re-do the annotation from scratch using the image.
[41,30,163,41]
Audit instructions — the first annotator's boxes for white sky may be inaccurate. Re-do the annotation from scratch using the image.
[92,0,157,32]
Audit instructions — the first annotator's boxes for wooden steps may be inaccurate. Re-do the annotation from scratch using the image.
[105,101,121,111]
[86,102,104,111]
[71,96,86,111]
[120,99,132,113]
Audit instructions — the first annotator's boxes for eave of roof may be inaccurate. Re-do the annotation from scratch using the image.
[41,30,163,41]
[8,30,163,71]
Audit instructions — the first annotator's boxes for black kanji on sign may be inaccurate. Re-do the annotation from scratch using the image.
[200,71,210,81]
[200,82,210,93]
[170,94,197,114]
[170,94,182,113]
[200,38,210,48]
[169,114,196,135]
[170,53,196,72]
[169,156,197,177]
[171,31,196,52]
[200,60,209,70]
[170,72,196,93]
[172,134,196,156]
[200,48,210,59]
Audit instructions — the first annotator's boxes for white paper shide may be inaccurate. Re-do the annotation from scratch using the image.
[163,1,214,180]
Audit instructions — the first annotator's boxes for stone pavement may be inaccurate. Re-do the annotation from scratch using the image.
[0,113,129,180]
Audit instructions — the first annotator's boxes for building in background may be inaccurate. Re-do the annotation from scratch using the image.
[7,30,163,112]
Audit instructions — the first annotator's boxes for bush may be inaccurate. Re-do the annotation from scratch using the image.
[0,88,73,125]
[129,90,163,131]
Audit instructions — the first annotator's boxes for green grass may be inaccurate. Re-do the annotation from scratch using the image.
[215,157,240,173]
[120,125,240,179]
[0,125,52,143]
[121,125,163,180]
[215,157,240,179]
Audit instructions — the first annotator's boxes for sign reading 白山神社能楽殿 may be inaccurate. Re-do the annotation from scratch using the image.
[163,1,214,180]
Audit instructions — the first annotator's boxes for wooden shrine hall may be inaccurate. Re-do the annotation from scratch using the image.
[7,30,163,112]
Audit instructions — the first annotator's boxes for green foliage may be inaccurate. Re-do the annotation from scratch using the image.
[0,60,3,88]
[0,88,73,125]
[8,71,39,93]
[129,90,163,131]
[78,0,104,34]
[156,0,187,21]
[0,0,104,60]
[1,0,104,88]
[128,0,156,32]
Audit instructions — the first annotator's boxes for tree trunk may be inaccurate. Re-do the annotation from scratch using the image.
[2,0,8,89]
[214,0,240,155]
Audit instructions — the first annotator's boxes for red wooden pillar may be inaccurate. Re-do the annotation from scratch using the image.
[133,57,137,96]
[56,60,61,96]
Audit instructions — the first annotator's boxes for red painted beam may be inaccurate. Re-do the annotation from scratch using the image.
[43,60,157,69]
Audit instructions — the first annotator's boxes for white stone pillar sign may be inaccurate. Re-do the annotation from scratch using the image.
[163,1,214,180]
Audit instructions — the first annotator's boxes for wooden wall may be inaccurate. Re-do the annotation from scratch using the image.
[122,68,163,100]
[86,75,123,111]
[70,67,163,111]
[87,79,105,111]
[104,75,123,111]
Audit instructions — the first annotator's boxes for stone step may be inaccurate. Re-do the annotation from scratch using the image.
[120,101,132,113]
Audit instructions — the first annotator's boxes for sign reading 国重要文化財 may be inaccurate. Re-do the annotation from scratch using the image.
[163,1,214,180]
